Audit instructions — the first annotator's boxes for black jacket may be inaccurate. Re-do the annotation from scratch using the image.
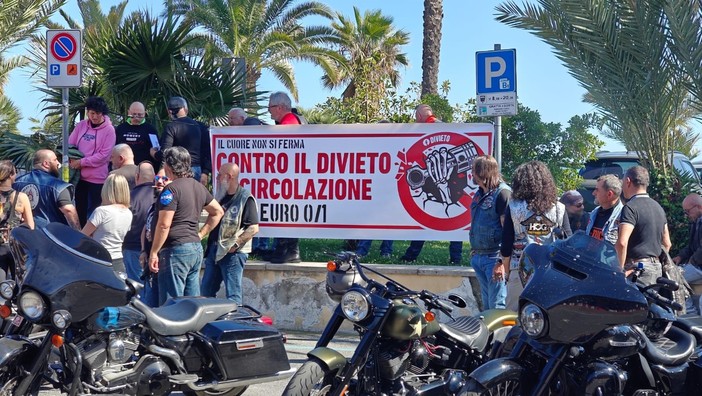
[155,116,212,174]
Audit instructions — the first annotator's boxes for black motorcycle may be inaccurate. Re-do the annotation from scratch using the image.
[0,222,295,395]
[282,251,517,396]
[462,231,702,396]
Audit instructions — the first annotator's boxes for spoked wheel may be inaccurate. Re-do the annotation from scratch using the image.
[282,359,338,396]
[183,387,248,396]
[462,378,522,396]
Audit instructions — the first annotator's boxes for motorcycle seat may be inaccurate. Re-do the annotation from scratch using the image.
[439,315,489,352]
[639,325,696,366]
[674,315,702,342]
[132,297,237,336]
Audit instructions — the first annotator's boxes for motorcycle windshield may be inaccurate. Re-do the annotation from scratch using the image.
[11,223,130,323]
[521,232,648,344]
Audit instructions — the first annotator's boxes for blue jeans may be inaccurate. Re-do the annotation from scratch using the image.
[75,180,104,227]
[157,242,203,306]
[404,241,463,262]
[122,249,143,282]
[191,165,201,181]
[252,237,270,251]
[201,245,247,304]
[356,240,394,256]
[143,273,160,308]
[471,252,507,310]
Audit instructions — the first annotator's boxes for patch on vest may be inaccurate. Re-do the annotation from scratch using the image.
[159,190,174,206]
[21,184,39,209]
[521,214,556,236]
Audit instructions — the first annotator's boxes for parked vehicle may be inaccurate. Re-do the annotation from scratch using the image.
[461,232,702,396]
[283,251,517,396]
[578,150,700,210]
[0,222,295,395]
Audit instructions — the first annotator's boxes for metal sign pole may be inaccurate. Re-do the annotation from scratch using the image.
[493,44,502,172]
[62,88,69,182]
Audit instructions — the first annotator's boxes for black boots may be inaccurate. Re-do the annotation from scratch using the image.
[269,238,301,263]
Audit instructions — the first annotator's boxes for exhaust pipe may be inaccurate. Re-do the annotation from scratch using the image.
[186,367,297,391]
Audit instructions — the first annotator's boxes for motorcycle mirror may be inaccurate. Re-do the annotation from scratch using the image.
[656,277,680,291]
[447,294,467,308]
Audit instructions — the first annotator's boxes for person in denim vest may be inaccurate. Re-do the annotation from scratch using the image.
[470,156,511,310]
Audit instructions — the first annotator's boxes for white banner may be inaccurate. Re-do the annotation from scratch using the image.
[210,123,493,240]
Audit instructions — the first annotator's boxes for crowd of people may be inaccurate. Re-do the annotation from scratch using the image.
[2,94,701,314]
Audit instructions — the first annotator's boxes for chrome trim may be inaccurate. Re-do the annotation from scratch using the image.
[186,368,297,391]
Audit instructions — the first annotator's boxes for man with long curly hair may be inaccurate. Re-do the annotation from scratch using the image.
[497,161,572,310]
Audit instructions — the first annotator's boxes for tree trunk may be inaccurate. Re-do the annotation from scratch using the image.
[421,0,443,98]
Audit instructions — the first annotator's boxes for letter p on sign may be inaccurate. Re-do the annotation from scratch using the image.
[484,57,506,89]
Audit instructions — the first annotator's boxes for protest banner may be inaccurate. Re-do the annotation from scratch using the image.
[211,122,493,240]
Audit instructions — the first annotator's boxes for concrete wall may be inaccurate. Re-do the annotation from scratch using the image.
[240,260,481,332]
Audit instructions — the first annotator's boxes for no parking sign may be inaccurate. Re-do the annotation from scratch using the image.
[46,29,82,88]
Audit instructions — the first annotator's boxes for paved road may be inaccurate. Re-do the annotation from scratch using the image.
[39,331,358,395]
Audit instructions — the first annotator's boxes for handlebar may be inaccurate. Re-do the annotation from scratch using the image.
[631,264,684,312]
[328,251,458,315]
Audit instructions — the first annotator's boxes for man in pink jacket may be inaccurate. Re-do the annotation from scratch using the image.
[69,96,116,227]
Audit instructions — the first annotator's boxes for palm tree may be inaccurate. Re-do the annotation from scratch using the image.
[421,0,443,97]
[0,0,64,132]
[167,0,342,100]
[495,0,698,174]
[324,7,410,99]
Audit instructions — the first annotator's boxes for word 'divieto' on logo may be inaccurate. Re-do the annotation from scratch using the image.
[396,132,482,231]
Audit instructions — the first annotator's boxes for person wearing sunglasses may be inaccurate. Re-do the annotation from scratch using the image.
[559,190,590,232]
[115,101,158,167]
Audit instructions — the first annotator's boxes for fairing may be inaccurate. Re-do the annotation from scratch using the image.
[11,223,129,322]
[520,232,648,344]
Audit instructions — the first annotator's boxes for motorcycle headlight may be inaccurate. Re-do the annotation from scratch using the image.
[0,280,16,300]
[341,291,370,322]
[52,310,72,330]
[19,291,46,320]
[520,303,547,338]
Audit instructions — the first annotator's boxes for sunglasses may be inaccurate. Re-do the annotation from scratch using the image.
[129,113,145,118]
[154,176,169,183]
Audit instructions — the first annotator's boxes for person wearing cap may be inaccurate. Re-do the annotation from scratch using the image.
[150,96,212,186]
[115,101,158,167]
[560,190,590,232]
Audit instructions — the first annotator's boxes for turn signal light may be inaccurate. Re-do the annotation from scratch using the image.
[424,312,436,322]
[502,319,517,326]
[0,305,11,319]
[327,261,338,271]
[51,334,64,348]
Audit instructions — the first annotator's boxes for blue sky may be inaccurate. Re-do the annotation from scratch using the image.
[7,0,632,150]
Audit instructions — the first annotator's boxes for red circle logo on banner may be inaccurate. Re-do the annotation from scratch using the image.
[396,132,483,231]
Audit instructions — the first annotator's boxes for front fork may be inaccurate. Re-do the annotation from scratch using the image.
[13,330,54,395]
[510,334,569,396]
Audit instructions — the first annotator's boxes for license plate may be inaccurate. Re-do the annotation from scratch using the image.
[11,315,22,327]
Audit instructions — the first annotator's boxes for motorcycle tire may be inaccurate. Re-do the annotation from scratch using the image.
[462,378,522,396]
[282,358,337,396]
[183,387,248,396]
[0,376,38,396]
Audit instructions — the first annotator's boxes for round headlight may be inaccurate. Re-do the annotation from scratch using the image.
[19,291,46,320]
[52,310,72,330]
[520,303,547,337]
[0,280,16,300]
[341,291,370,322]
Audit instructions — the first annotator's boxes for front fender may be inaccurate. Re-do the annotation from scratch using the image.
[468,358,524,388]
[307,347,347,372]
[479,308,518,332]
[0,336,37,367]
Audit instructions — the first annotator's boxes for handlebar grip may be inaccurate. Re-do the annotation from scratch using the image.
[646,289,683,312]
[435,298,454,313]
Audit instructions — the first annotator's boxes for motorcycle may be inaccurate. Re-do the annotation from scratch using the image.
[282,251,517,396]
[461,231,702,396]
[0,222,295,395]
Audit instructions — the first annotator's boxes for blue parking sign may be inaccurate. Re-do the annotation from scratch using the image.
[476,49,517,94]
[49,64,60,76]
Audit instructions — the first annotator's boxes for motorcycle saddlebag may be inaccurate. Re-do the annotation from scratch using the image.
[199,320,290,380]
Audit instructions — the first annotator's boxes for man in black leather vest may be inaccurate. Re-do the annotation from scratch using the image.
[13,149,80,229]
